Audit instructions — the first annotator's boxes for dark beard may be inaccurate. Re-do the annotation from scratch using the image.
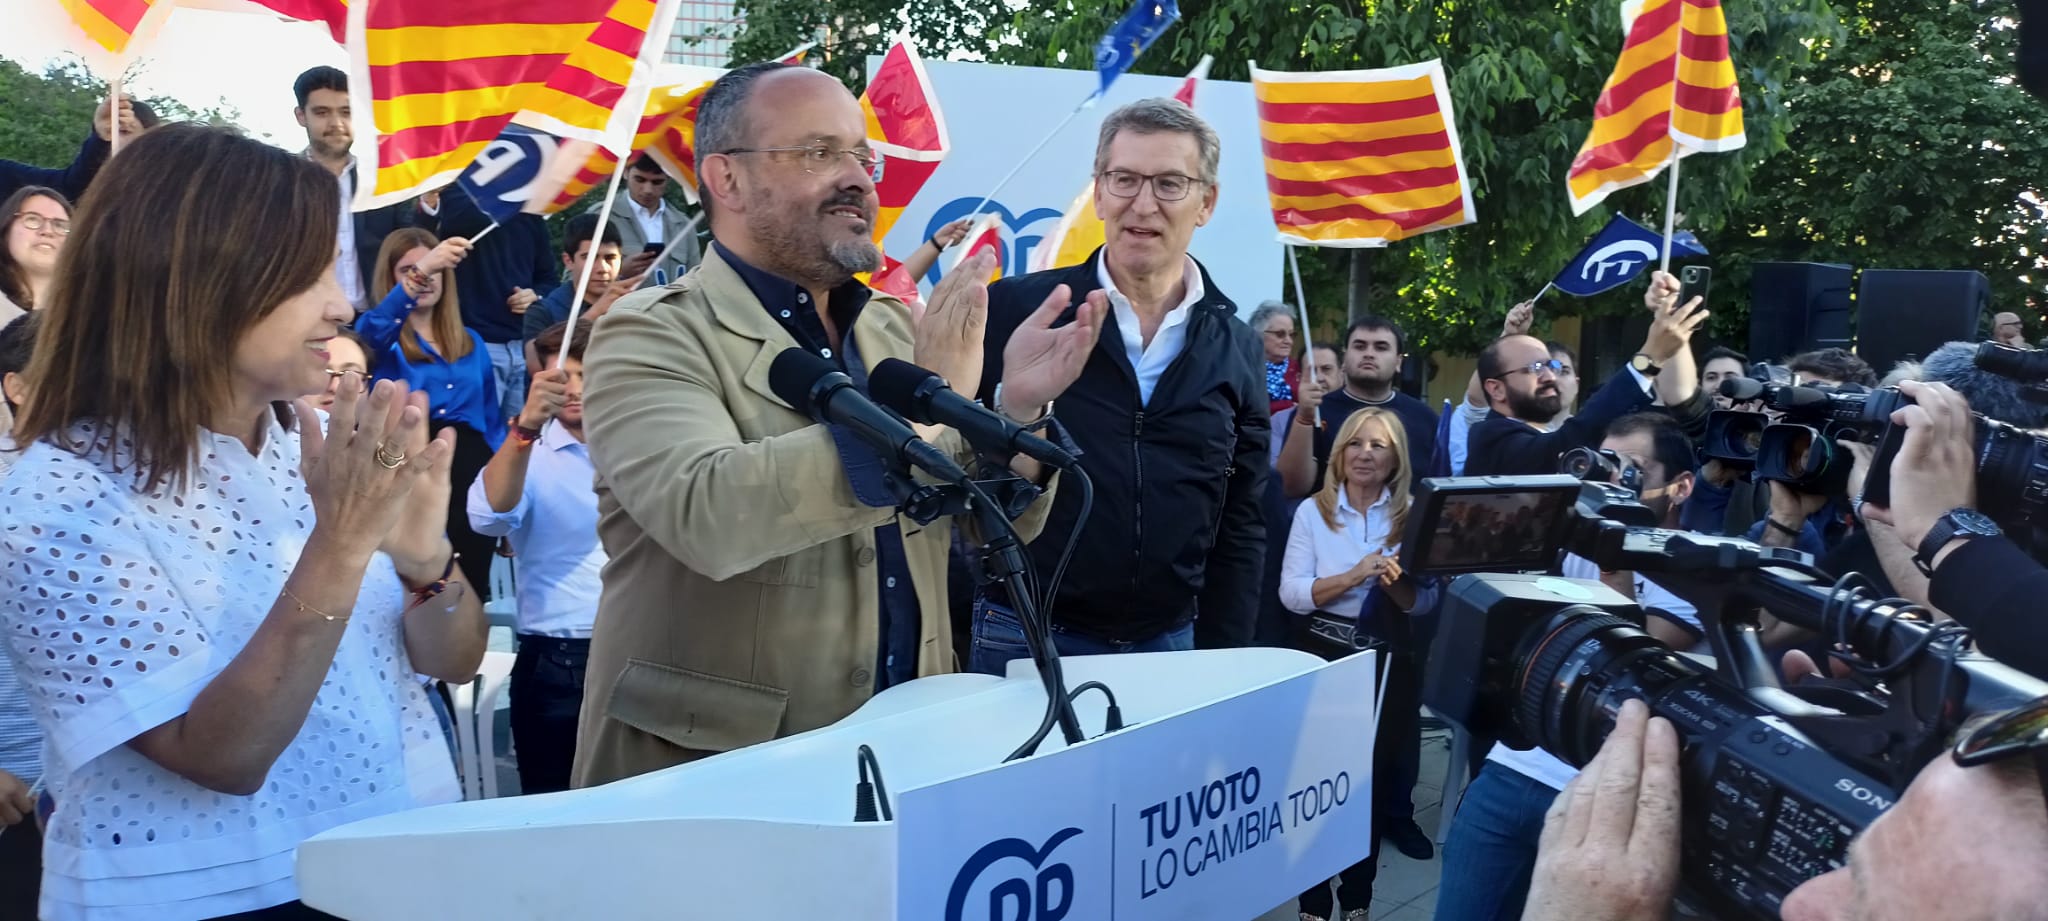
[753,189,880,285]
[1505,386,1563,423]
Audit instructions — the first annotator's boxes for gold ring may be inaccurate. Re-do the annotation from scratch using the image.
[375,444,408,469]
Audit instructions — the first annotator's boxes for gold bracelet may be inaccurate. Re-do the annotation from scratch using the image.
[281,585,349,623]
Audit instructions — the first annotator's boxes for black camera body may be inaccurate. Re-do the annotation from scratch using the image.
[1400,475,2048,920]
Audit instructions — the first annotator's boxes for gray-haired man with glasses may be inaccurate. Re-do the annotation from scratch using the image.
[974,96,1272,658]
[1465,270,1706,478]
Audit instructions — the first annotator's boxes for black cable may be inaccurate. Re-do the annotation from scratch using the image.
[854,744,893,822]
[954,474,1085,760]
[1067,680,1126,733]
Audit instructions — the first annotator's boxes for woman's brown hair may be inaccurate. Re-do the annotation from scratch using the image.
[15,124,337,493]
[0,185,73,309]
[370,227,470,365]
[1313,408,1412,543]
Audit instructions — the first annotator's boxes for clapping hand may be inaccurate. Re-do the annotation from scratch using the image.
[910,249,994,393]
[997,285,1107,417]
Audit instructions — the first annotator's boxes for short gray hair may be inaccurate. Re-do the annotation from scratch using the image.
[1248,300,1293,332]
[692,61,789,214]
[1093,97,1221,185]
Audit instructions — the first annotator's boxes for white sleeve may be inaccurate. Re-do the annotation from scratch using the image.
[1278,500,1325,615]
[0,463,220,771]
[464,467,530,538]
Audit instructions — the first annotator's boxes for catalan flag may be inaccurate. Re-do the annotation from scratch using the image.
[861,34,949,248]
[347,0,681,208]
[545,46,807,214]
[1566,0,1745,215]
[946,213,1005,282]
[56,0,171,71]
[1033,56,1210,272]
[1251,59,1476,247]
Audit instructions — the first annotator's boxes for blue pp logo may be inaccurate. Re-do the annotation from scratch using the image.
[943,827,1083,921]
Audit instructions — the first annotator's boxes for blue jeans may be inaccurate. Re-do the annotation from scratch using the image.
[967,597,1194,676]
[483,339,527,424]
[1432,762,1561,921]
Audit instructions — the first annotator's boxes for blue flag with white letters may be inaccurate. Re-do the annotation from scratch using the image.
[455,125,567,224]
[1551,214,1708,297]
[1094,0,1181,99]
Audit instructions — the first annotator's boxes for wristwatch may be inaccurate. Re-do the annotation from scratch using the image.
[1630,353,1663,377]
[1913,508,2001,575]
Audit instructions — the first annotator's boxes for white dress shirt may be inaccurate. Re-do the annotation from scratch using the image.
[1279,486,1399,616]
[1099,253,1204,405]
[631,198,666,246]
[329,156,366,312]
[465,420,608,637]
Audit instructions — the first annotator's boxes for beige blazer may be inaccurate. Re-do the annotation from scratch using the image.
[571,247,1052,787]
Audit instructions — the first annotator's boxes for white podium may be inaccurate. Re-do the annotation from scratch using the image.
[298,648,1383,920]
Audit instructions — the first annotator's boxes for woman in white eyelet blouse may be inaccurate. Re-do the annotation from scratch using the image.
[0,125,488,921]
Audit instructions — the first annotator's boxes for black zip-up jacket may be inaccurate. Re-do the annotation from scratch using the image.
[977,251,1271,647]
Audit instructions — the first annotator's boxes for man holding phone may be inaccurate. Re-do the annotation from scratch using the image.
[610,154,700,283]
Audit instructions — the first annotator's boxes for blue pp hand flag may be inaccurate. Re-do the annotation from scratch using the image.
[1094,0,1181,99]
[455,125,578,224]
[1552,214,1708,297]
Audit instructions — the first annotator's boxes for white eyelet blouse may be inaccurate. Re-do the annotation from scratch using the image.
[0,415,459,921]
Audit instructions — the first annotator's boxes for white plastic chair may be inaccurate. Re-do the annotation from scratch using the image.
[445,650,517,800]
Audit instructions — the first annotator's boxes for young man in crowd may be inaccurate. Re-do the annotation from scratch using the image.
[522,213,651,374]
[609,154,700,283]
[467,320,606,795]
[292,66,420,316]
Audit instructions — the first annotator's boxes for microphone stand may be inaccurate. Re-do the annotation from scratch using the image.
[963,482,1087,754]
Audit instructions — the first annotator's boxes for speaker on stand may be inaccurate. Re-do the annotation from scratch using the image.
[1749,262,1854,362]
[1854,269,1990,373]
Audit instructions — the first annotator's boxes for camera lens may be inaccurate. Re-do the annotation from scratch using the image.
[1975,419,2048,528]
[1511,609,1748,766]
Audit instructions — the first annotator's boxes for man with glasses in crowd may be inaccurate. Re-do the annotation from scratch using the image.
[975,96,1270,659]
[1465,270,1705,478]
[609,154,699,285]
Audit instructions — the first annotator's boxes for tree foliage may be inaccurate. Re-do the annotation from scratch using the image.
[1713,0,2048,343]
[721,0,1014,93]
[0,57,246,171]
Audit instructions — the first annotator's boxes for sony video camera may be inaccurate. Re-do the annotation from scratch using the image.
[1400,474,2048,920]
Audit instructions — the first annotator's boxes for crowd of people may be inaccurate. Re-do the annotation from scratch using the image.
[0,42,2045,921]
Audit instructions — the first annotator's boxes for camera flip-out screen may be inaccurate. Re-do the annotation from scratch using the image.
[1400,475,1582,575]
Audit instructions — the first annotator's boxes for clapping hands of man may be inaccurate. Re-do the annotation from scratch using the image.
[909,249,1106,424]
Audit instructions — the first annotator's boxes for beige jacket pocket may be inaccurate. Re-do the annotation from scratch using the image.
[607,659,789,754]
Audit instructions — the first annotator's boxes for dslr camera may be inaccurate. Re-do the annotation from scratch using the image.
[1401,475,2047,920]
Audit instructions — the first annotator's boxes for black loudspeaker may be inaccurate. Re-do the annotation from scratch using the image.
[1749,262,1854,362]
[1855,269,1990,373]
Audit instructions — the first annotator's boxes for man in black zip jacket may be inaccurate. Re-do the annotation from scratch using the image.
[971,97,1270,666]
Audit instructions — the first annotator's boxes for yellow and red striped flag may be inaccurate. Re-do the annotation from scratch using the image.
[545,45,808,213]
[1250,59,1476,247]
[1567,0,1745,215]
[56,0,172,72]
[1033,56,1210,272]
[346,0,680,209]
[861,34,949,249]
[945,213,1005,283]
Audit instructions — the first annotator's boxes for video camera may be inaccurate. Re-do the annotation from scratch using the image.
[1700,378,1904,495]
[1400,475,2048,920]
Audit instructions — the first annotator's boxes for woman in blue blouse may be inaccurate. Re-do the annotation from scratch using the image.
[358,227,501,599]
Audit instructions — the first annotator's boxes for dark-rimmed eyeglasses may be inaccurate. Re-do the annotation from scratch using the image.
[1098,169,1202,202]
[722,145,883,183]
[1492,359,1564,381]
[13,213,69,235]
[1952,694,2048,816]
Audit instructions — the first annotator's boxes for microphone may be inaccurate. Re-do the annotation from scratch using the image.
[1720,377,1765,402]
[868,358,1079,469]
[766,348,969,484]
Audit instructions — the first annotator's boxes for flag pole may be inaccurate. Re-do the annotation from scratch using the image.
[1659,153,1682,273]
[466,219,501,246]
[960,97,1090,220]
[1285,243,1321,426]
[558,165,629,368]
[1531,281,1555,303]
[109,76,122,154]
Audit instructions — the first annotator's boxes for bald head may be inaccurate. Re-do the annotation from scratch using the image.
[1995,312,2028,346]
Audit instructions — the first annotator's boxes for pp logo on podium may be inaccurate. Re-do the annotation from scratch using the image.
[944,827,1084,921]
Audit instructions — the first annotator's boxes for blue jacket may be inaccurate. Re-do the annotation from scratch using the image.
[1,131,109,205]
[354,285,507,449]
[431,185,558,343]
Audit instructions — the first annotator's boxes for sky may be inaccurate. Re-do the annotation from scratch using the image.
[0,3,347,146]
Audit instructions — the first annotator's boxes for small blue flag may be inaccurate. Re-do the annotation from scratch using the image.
[1551,214,1708,297]
[455,125,565,225]
[1093,0,1181,99]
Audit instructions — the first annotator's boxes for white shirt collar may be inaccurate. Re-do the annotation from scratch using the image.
[1097,253,1205,317]
[631,198,664,219]
[541,419,586,453]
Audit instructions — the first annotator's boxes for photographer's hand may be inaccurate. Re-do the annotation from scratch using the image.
[1523,699,1682,921]
[1866,380,1978,566]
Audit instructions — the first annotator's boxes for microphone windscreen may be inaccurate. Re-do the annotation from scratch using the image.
[768,347,837,411]
[1720,377,1764,401]
[867,357,936,417]
[1923,340,2048,429]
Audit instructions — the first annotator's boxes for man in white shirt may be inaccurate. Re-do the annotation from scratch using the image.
[466,320,607,794]
[1434,411,1706,921]
[608,154,700,284]
[293,66,419,316]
